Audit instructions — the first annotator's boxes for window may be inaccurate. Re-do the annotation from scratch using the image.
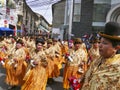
[73,3,81,22]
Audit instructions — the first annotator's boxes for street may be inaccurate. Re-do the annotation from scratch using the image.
[0,64,64,90]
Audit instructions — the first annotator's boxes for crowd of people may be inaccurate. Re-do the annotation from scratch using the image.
[0,21,120,90]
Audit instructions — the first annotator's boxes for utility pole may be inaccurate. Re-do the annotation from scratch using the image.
[68,0,74,40]
[64,0,74,41]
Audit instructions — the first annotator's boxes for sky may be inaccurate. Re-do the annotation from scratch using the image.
[26,0,61,24]
[32,5,52,24]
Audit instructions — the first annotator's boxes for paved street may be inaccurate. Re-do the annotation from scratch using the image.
[0,64,64,90]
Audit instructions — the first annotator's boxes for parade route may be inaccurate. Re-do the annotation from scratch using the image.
[0,64,64,90]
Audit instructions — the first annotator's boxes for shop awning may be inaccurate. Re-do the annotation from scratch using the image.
[0,27,14,32]
[0,27,14,36]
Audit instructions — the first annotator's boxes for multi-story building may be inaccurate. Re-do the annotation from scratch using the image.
[0,0,51,36]
[36,13,51,37]
[52,0,120,40]
[52,0,66,40]
[0,0,17,28]
[18,0,51,36]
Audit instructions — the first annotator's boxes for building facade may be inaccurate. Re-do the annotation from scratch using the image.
[0,0,17,29]
[52,0,120,40]
[72,0,120,37]
[52,0,66,40]
[0,0,51,36]
[22,0,51,36]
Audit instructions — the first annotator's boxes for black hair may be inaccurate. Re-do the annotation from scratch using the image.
[12,36,17,41]
[106,38,120,47]
[105,38,120,54]
[16,39,24,45]
[35,38,45,45]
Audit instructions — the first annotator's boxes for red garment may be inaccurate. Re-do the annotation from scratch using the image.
[26,55,30,61]
[68,76,81,90]
[0,57,3,61]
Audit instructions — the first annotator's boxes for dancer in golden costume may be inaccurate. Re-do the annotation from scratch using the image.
[4,39,27,89]
[82,22,120,90]
[88,37,100,66]
[63,38,88,90]
[21,38,48,90]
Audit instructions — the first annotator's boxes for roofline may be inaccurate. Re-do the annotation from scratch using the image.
[25,0,52,26]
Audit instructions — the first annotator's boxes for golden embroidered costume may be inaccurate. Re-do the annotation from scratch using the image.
[63,47,88,89]
[4,47,27,86]
[21,49,48,90]
[82,55,120,90]
[45,46,60,78]
[82,22,120,90]
[88,45,100,62]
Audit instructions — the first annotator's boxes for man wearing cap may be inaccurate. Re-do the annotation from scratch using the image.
[81,22,120,90]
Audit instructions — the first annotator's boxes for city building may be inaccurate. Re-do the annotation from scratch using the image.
[0,0,17,29]
[0,0,51,36]
[21,0,51,36]
[52,0,66,40]
[52,0,120,40]
[36,13,51,37]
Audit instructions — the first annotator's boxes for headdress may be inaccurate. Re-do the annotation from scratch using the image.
[99,22,120,41]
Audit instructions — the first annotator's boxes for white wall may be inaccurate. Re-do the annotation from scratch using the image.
[52,28,60,38]
[94,0,111,4]
[74,0,81,3]
[111,0,120,4]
